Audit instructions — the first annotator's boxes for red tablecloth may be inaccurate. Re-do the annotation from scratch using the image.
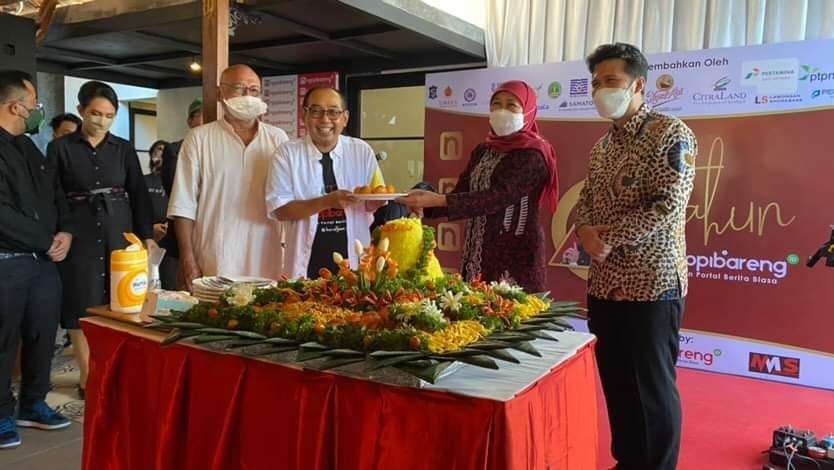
[81,317,598,470]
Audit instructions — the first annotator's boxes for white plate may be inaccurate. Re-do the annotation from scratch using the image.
[351,193,408,201]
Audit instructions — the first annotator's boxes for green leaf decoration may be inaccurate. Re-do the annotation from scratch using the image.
[160,329,200,346]
[525,330,558,341]
[320,349,364,358]
[253,346,299,356]
[474,347,520,364]
[468,340,513,350]
[231,330,267,340]
[195,327,237,335]
[369,350,425,358]
[295,349,330,362]
[395,360,453,384]
[315,356,366,371]
[508,341,541,357]
[263,337,300,345]
[366,352,427,371]
[149,315,176,323]
[225,340,268,349]
[441,349,493,358]
[192,334,238,344]
[299,342,329,350]
[487,332,536,342]
[163,322,208,330]
[452,355,499,369]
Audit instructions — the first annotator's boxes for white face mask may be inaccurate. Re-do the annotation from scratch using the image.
[593,83,635,120]
[85,115,114,137]
[223,95,267,121]
[489,109,525,136]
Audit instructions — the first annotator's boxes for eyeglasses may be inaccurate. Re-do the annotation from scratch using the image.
[220,82,262,97]
[304,106,344,120]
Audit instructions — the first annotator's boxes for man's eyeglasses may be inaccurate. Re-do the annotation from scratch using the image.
[220,83,262,97]
[304,106,344,119]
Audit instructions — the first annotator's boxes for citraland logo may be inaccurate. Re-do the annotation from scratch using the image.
[748,352,800,378]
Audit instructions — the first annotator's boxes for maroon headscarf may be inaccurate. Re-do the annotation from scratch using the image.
[485,80,559,212]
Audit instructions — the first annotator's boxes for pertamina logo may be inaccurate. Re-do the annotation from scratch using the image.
[748,352,800,378]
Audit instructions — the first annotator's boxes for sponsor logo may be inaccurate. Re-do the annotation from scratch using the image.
[687,250,797,285]
[811,88,834,99]
[463,88,477,102]
[692,90,747,105]
[432,86,458,107]
[647,78,684,107]
[799,64,834,83]
[754,94,802,104]
[557,99,595,111]
[656,74,675,90]
[713,76,731,91]
[748,352,800,378]
[569,78,589,97]
[649,57,728,71]
[548,81,562,99]
[742,58,799,93]
[679,348,721,367]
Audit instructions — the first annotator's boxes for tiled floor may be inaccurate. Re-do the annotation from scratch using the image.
[2,347,84,470]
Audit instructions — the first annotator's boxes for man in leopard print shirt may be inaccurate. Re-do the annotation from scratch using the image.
[576,43,697,470]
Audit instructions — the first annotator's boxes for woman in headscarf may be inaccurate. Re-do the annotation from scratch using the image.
[399,80,559,292]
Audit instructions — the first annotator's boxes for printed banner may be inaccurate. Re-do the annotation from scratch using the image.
[263,72,339,138]
[425,39,834,390]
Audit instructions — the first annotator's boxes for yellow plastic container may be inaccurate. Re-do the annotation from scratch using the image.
[110,233,149,313]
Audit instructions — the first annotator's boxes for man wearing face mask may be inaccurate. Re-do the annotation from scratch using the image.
[575,43,697,470]
[266,87,386,278]
[168,65,288,286]
[0,70,75,448]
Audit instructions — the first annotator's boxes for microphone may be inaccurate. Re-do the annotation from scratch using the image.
[375,151,388,162]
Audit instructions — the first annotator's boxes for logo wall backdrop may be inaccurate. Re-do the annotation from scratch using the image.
[425,38,834,390]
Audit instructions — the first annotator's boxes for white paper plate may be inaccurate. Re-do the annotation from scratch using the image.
[351,193,408,201]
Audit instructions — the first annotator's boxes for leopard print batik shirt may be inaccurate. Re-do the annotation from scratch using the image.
[575,104,697,301]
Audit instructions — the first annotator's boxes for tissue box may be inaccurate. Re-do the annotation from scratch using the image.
[142,290,198,317]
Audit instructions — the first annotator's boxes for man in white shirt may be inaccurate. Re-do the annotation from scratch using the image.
[266,87,384,279]
[168,64,289,285]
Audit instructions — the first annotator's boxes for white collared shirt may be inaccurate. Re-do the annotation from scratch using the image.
[266,134,379,279]
[168,118,289,280]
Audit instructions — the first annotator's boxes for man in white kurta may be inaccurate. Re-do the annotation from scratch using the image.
[168,65,289,283]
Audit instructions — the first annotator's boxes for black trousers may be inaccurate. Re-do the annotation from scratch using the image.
[588,295,684,470]
[0,257,61,417]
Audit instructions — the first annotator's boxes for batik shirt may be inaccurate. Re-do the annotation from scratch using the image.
[575,104,697,301]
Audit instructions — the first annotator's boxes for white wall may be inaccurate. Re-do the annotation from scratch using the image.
[156,86,202,142]
[64,76,157,141]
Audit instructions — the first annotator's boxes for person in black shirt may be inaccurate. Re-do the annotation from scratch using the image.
[49,113,81,141]
[0,70,74,449]
[48,81,155,399]
[159,99,202,289]
[145,140,169,239]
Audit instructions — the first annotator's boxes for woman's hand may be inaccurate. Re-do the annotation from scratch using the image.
[153,222,168,242]
[397,190,446,209]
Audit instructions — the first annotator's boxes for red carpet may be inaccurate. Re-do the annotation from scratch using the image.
[596,368,834,469]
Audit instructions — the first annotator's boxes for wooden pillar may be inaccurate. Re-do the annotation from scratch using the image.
[201,0,229,123]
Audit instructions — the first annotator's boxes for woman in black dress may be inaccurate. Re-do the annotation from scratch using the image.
[49,81,155,397]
